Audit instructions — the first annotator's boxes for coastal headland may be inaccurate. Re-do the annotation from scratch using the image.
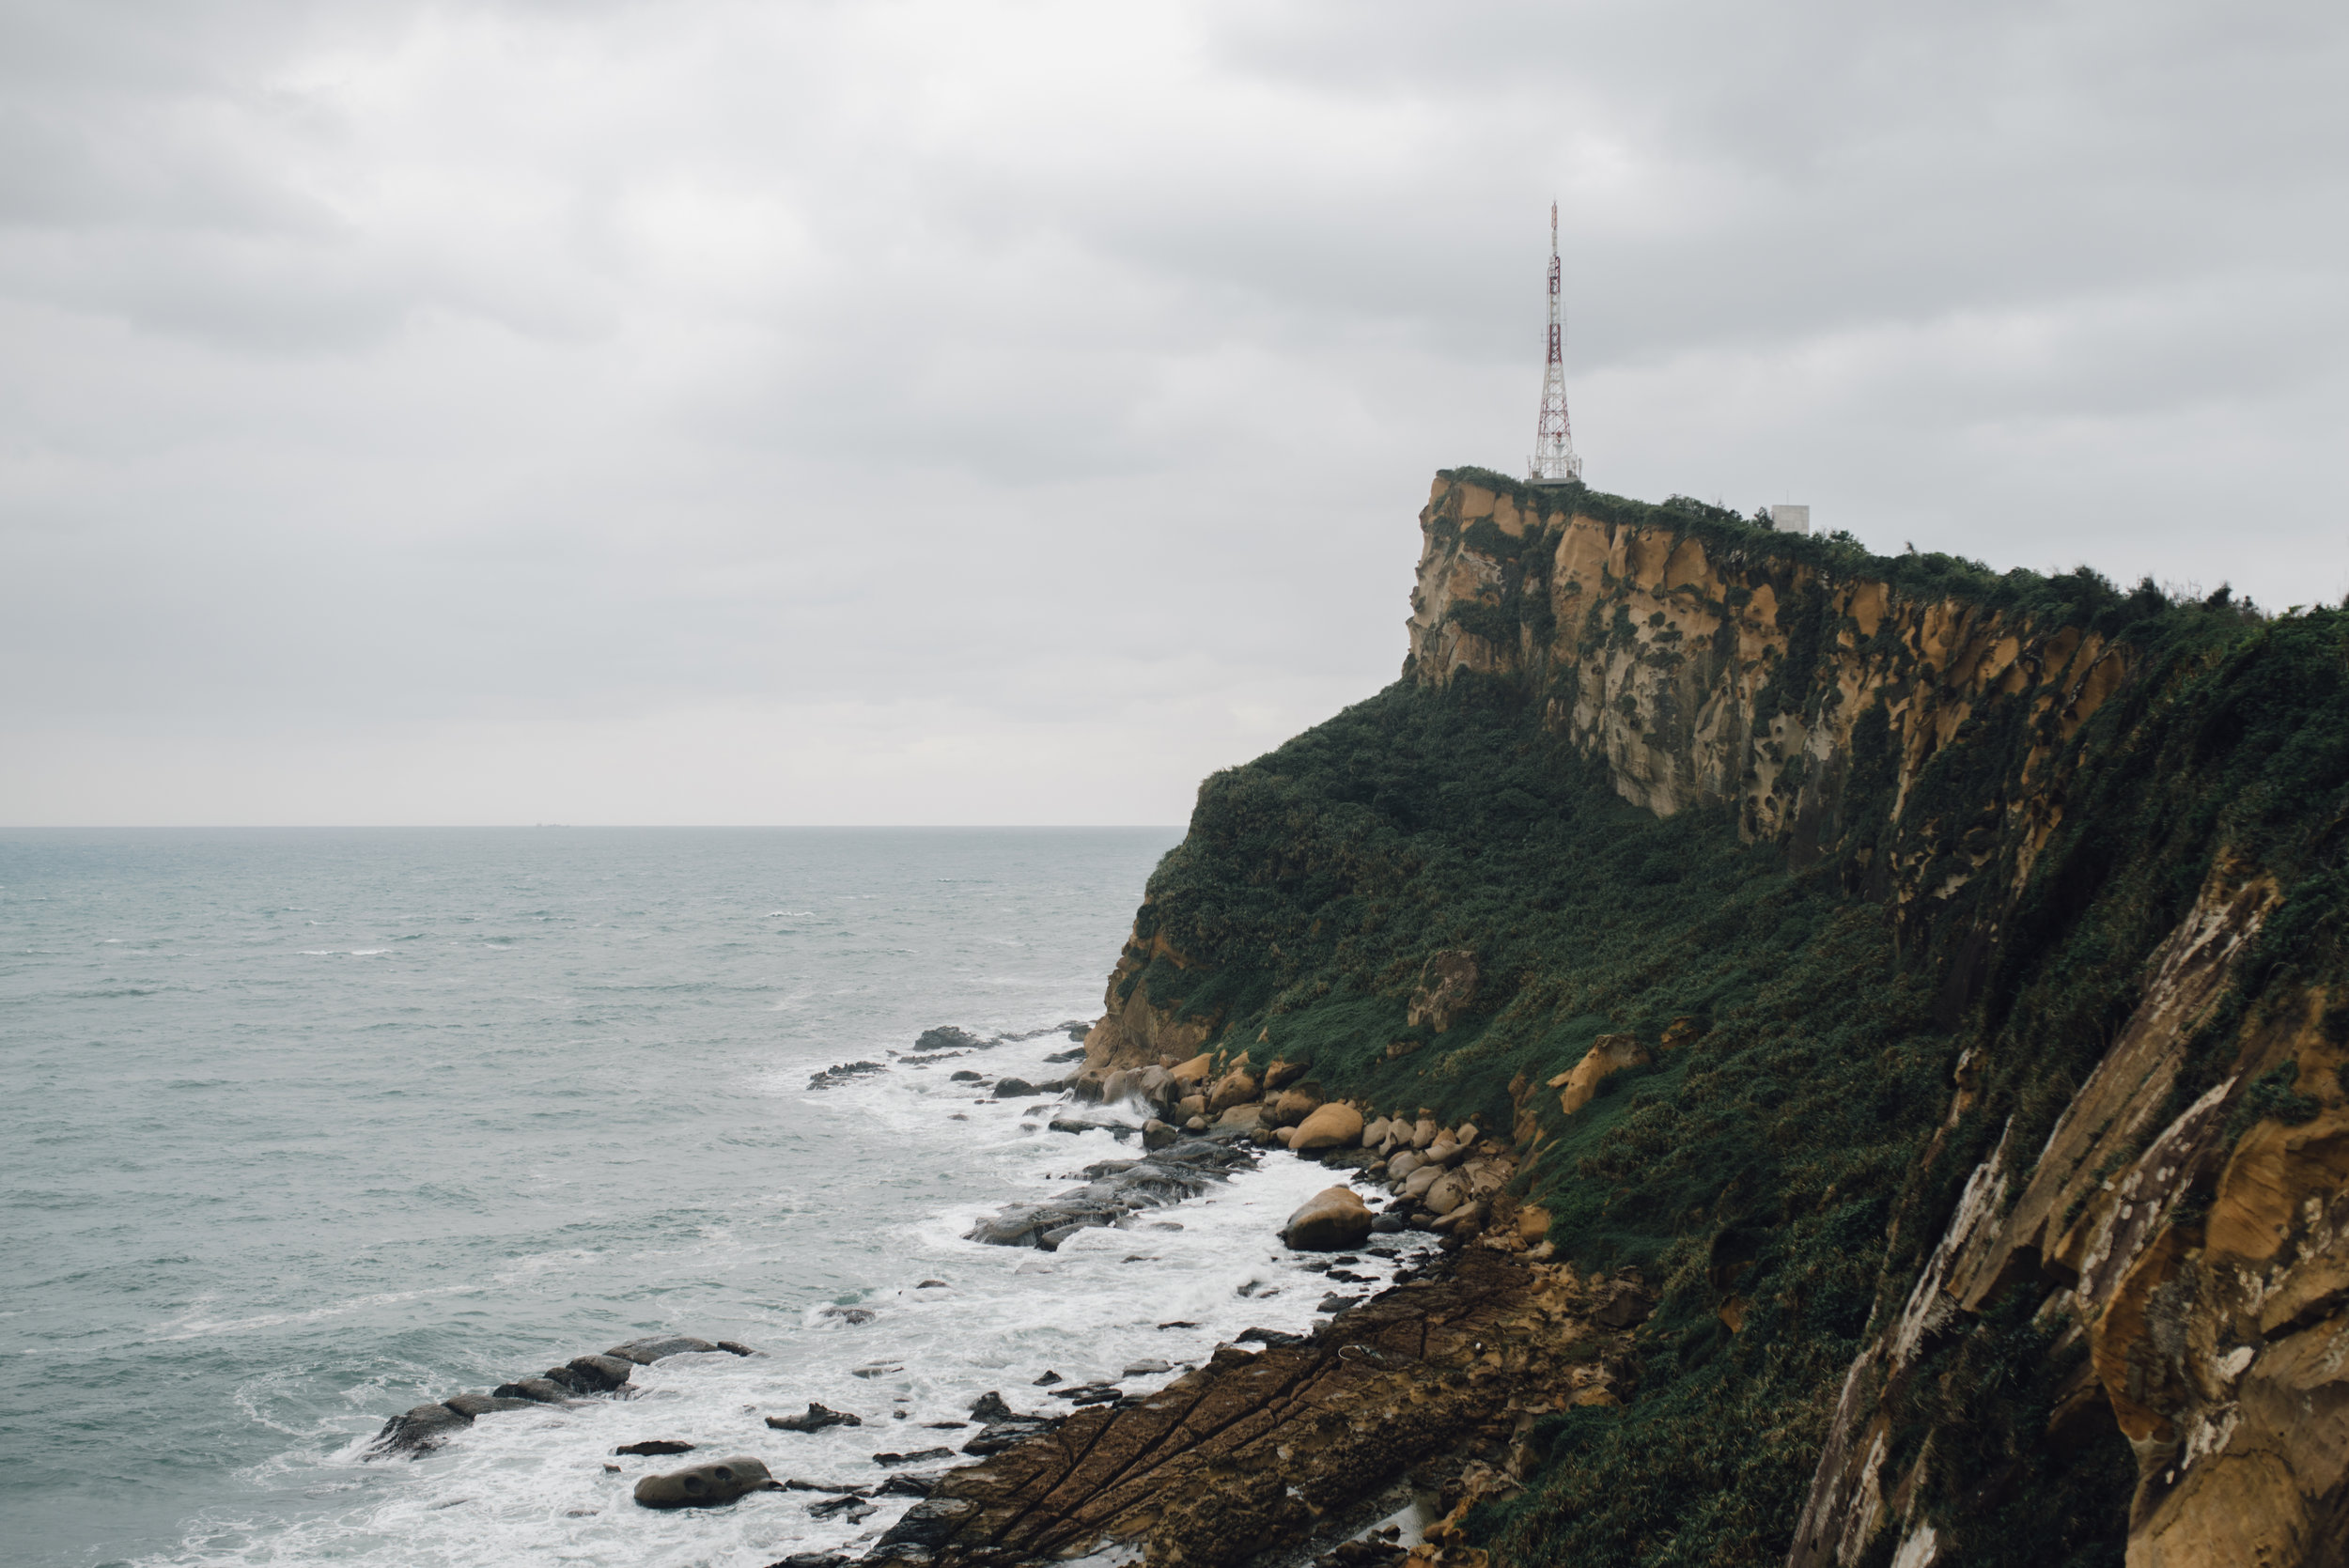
[953,471,2349,1568]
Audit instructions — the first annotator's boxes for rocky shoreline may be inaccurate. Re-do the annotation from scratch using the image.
[364,1023,1582,1568]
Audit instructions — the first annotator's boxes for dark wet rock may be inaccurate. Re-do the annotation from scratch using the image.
[821,1306,876,1325]
[1033,1371,1062,1385]
[876,1495,982,1551]
[1043,1046,1086,1063]
[1143,1119,1177,1150]
[606,1335,719,1364]
[992,1077,1038,1098]
[918,1280,948,1289]
[1370,1213,1408,1234]
[441,1392,540,1419]
[1047,1110,1133,1138]
[1121,1358,1172,1377]
[368,1402,471,1457]
[851,1362,903,1379]
[766,1402,863,1433]
[875,1446,956,1466]
[950,1070,983,1082]
[492,1377,578,1405]
[1236,1327,1306,1347]
[807,1061,886,1091]
[880,1470,944,1497]
[1318,1294,1365,1315]
[786,1479,870,1493]
[809,1492,880,1519]
[631,1454,777,1510]
[716,1340,757,1357]
[614,1439,696,1456]
[1157,1320,1199,1329]
[924,1421,969,1429]
[965,1140,1257,1250]
[970,1391,1014,1421]
[766,1554,850,1568]
[961,1417,1061,1456]
[567,1354,637,1390]
[914,1027,989,1053]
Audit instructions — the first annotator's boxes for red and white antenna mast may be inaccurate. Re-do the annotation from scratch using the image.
[1529,201,1583,485]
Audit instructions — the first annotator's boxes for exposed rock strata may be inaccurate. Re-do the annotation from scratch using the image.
[863,1250,1644,1568]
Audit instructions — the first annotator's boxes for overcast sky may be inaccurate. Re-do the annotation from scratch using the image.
[4,0,2344,825]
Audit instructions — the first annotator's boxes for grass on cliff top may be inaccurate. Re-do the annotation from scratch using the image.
[1437,464,2270,637]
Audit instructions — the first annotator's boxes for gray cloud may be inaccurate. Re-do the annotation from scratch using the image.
[3,0,2344,823]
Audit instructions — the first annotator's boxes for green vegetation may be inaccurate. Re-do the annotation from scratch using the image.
[1119,519,2349,1563]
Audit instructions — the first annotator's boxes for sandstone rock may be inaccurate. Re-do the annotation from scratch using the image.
[632,1455,776,1509]
[1389,1150,1423,1180]
[1264,1059,1310,1092]
[1456,1123,1480,1147]
[1553,1034,1651,1116]
[1136,1065,1177,1108]
[1185,1115,1208,1131]
[1424,1172,1469,1217]
[1412,1117,1439,1149]
[1214,1103,1268,1134]
[1143,1118,1178,1150]
[1516,1204,1551,1245]
[1400,1166,1443,1202]
[1169,1053,1214,1090]
[1406,950,1480,1032]
[1424,1136,1459,1167]
[1270,1087,1323,1126]
[1206,1067,1260,1113]
[1176,1094,1207,1121]
[1361,1116,1391,1147]
[1274,1126,1299,1147]
[1283,1186,1374,1250]
[1293,1102,1364,1152]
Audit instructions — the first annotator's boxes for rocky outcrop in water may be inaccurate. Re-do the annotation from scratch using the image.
[964,1140,1257,1250]
[366,1334,752,1457]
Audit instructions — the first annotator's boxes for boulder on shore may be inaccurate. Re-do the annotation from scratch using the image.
[1270,1087,1322,1126]
[1206,1067,1260,1113]
[1282,1186,1374,1250]
[368,1402,471,1457]
[1263,1059,1311,1092]
[632,1455,777,1510]
[1292,1102,1364,1152]
[492,1377,578,1405]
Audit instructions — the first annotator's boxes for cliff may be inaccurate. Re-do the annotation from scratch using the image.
[1079,470,2349,1568]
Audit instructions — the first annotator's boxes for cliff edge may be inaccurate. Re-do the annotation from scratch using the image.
[1075,470,2349,1568]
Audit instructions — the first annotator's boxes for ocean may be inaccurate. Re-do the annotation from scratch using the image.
[1,828,1400,1568]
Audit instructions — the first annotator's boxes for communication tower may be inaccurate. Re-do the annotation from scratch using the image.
[1528,201,1582,486]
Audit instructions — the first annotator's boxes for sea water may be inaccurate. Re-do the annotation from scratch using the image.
[1,829,1406,1568]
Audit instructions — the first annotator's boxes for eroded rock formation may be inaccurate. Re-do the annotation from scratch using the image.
[863,1250,1644,1568]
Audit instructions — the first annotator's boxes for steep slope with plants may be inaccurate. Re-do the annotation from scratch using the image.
[1079,471,2349,1568]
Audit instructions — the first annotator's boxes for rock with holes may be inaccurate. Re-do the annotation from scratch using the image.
[632,1454,777,1509]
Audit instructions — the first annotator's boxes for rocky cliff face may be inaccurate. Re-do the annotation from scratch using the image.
[1404,473,2127,951]
[1403,472,2349,1567]
[1080,469,2349,1568]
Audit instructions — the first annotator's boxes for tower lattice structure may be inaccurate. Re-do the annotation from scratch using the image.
[1529,201,1583,485]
